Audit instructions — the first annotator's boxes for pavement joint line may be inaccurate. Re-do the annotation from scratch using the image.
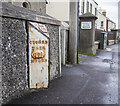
[70,76,91,104]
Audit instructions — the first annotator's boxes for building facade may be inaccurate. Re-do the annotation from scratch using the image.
[79,0,98,16]
[97,7,116,31]
[46,1,69,22]
[46,0,98,22]
[107,19,116,31]
[47,0,79,64]
[3,0,116,32]
[97,7,107,31]
[79,0,98,28]
[3,0,47,13]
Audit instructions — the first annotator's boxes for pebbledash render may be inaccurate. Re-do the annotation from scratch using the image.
[0,2,61,105]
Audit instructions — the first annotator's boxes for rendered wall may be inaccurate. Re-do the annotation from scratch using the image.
[1,2,61,105]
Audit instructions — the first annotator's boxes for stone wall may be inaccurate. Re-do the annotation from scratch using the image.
[0,15,2,106]
[1,2,61,105]
[111,30,118,41]
[95,29,103,41]
[79,13,97,55]
[46,24,60,80]
[2,18,28,105]
[107,30,119,45]
[95,29,117,41]
[95,29,118,47]
[107,31,114,40]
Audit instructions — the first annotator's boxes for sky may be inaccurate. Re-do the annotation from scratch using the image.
[95,0,119,28]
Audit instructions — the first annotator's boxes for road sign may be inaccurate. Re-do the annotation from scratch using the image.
[81,22,92,29]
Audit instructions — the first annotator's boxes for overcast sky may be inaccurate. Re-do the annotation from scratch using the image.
[95,0,119,28]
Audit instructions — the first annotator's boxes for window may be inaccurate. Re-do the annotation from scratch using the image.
[23,2,29,8]
[81,1,85,14]
[90,3,92,13]
[87,1,89,12]
[101,21,104,27]
[22,2,30,8]
[95,8,97,16]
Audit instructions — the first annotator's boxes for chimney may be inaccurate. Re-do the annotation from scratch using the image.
[102,10,106,16]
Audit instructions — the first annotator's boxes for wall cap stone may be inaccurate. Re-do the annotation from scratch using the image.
[0,2,61,26]
[61,21,69,30]
[79,12,98,20]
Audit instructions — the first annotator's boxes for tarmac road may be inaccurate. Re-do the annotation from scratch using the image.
[6,44,119,105]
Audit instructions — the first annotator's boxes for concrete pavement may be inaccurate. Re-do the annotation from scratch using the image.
[6,44,119,105]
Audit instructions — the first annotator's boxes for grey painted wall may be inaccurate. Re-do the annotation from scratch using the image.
[1,2,61,105]
[107,30,118,42]
[95,29,103,41]
[79,13,97,55]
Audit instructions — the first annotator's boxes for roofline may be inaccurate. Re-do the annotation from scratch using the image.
[93,0,98,5]
[98,12,116,24]
[107,18,116,24]
[1,2,61,26]
[98,12,107,18]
